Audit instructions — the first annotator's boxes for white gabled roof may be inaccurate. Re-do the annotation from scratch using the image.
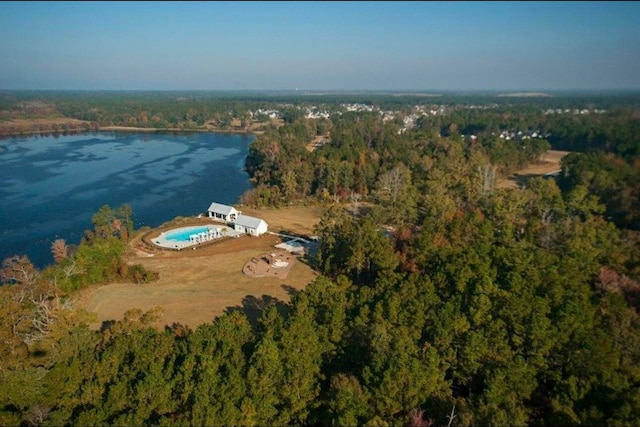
[234,214,267,229]
[207,202,238,215]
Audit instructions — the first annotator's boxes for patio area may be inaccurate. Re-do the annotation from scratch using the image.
[242,250,297,279]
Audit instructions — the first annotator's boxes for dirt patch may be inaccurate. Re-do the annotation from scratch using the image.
[243,251,297,278]
[497,150,570,189]
[76,206,324,330]
[306,134,330,152]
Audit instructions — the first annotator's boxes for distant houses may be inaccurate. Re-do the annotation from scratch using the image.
[207,202,268,236]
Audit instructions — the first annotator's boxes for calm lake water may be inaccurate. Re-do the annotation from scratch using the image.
[0,132,255,269]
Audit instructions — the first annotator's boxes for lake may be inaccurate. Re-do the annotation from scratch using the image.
[0,131,255,269]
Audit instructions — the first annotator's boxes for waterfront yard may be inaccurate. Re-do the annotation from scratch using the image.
[76,206,324,330]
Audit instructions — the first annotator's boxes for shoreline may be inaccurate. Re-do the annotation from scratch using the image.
[0,125,257,139]
[99,125,254,135]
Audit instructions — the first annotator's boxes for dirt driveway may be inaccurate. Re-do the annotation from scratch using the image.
[77,206,324,330]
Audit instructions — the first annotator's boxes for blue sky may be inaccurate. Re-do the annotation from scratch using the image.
[1,1,639,91]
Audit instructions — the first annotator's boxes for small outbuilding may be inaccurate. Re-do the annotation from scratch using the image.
[207,202,240,223]
[233,214,268,236]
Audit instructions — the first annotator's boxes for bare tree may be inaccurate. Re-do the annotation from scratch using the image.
[20,290,75,346]
[350,191,362,217]
[51,238,69,264]
[377,164,410,205]
[25,403,51,426]
[62,258,82,279]
[446,403,457,427]
[0,255,39,285]
[597,266,640,310]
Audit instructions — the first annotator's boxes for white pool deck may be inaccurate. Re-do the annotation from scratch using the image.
[274,237,310,255]
[152,224,243,250]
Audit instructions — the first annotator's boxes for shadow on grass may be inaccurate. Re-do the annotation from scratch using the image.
[281,284,299,298]
[100,319,117,332]
[223,294,290,330]
[509,172,559,188]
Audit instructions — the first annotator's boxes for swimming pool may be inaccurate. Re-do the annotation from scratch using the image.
[165,226,214,242]
[151,224,240,250]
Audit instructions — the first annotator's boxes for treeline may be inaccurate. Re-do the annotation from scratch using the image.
[0,119,100,138]
[436,106,640,158]
[0,91,276,130]
[54,95,264,130]
[544,111,640,231]
[2,90,638,133]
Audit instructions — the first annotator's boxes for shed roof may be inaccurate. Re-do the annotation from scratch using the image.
[207,202,238,216]
[234,214,267,229]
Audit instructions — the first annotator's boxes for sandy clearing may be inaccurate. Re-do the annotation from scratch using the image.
[497,150,570,189]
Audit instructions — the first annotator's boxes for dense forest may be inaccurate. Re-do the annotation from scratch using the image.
[1,92,639,426]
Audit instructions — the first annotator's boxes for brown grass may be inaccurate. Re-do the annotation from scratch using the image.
[241,205,324,236]
[76,206,324,330]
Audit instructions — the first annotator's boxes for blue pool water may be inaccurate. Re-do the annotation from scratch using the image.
[165,226,213,242]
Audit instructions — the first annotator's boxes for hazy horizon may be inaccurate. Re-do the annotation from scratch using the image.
[2,1,639,92]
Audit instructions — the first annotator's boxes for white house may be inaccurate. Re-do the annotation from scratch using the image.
[208,202,240,223]
[233,214,268,236]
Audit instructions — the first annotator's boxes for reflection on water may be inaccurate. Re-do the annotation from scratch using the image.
[0,132,254,268]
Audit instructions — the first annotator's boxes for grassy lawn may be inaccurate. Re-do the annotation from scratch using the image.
[76,205,324,330]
